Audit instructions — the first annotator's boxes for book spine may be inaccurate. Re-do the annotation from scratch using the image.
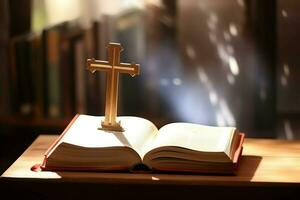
[8,37,18,115]
[30,34,44,118]
[74,39,87,114]
[45,28,63,119]
[60,30,74,118]
[9,35,35,117]
[68,27,85,116]
[21,35,35,117]
[84,27,100,115]
[0,0,11,116]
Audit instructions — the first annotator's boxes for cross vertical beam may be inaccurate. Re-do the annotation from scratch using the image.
[86,43,140,132]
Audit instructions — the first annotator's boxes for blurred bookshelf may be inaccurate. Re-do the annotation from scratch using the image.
[0,0,151,134]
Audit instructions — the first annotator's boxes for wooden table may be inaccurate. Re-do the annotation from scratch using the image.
[1,135,300,199]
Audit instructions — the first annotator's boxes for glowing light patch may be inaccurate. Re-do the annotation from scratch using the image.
[173,78,182,86]
[229,23,238,36]
[186,45,196,59]
[219,99,236,126]
[209,91,218,105]
[207,12,218,31]
[284,120,294,140]
[281,76,287,86]
[197,68,208,83]
[227,74,235,85]
[283,64,290,76]
[216,112,226,126]
[151,176,160,181]
[209,12,218,24]
[237,0,245,7]
[281,10,288,17]
[217,44,229,63]
[223,31,231,41]
[45,0,81,25]
[228,56,239,75]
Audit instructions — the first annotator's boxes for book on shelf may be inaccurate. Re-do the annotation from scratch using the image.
[36,114,244,174]
[9,33,37,117]
[83,22,104,115]
[0,0,11,115]
[41,20,97,119]
[3,18,111,120]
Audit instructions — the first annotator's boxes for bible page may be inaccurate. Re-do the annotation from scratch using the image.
[60,115,158,158]
[148,123,237,153]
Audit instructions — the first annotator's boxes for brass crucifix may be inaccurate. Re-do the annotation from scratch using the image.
[86,43,140,132]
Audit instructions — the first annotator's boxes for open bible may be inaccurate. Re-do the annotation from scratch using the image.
[39,114,244,174]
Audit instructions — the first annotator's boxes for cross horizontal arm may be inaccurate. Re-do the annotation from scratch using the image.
[87,58,140,76]
[86,58,111,73]
[117,63,140,76]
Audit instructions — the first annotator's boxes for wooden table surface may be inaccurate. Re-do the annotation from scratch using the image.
[1,134,300,186]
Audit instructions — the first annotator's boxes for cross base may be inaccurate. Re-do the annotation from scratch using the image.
[98,120,125,132]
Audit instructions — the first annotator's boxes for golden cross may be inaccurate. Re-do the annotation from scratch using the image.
[86,43,140,132]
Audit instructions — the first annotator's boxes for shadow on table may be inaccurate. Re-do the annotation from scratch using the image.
[236,155,262,179]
